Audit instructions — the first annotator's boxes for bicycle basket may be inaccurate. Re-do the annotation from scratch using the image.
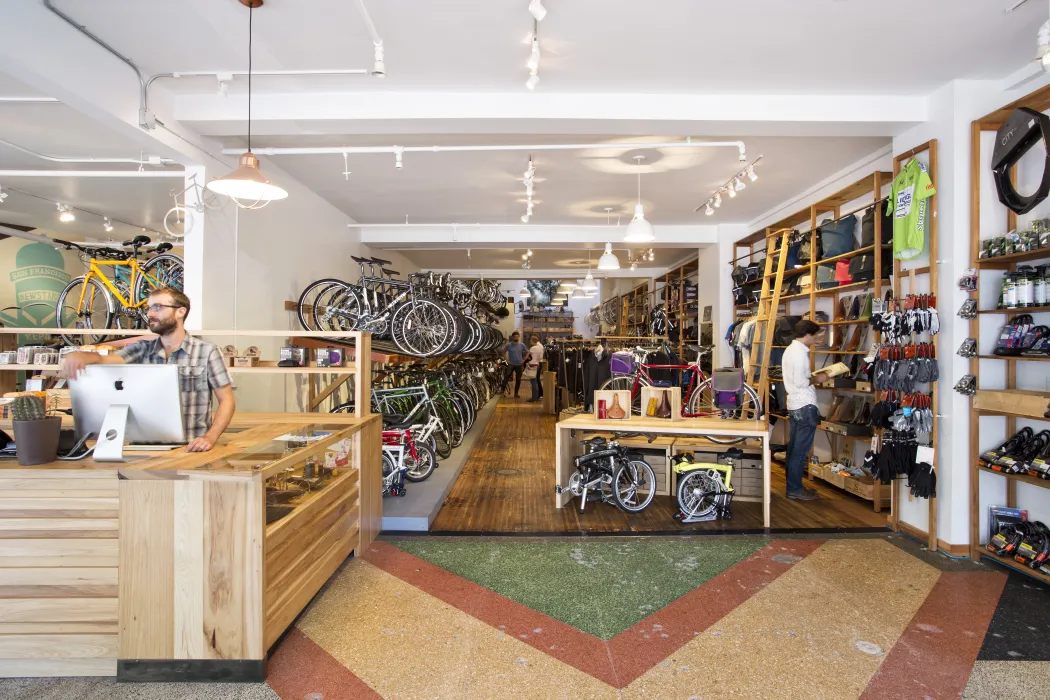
[712,368,744,410]
[610,351,635,375]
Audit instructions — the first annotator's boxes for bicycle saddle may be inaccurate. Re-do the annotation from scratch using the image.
[370,257,392,266]
[580,436,607,447]
[155,242,173,254]
[352,255,369,264]
[382,416,415,431]
[720,448,745,461]
[124,234,151,247]
[381,268,400,277]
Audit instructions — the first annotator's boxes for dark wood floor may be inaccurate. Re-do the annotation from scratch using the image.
[430,398,890,533]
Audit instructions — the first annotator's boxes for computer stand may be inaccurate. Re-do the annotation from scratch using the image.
[93,405,129,462]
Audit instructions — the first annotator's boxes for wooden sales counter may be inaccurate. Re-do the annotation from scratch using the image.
[0,412,381,681]
[554,413,772,526]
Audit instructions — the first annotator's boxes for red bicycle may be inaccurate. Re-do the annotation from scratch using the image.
[382,423,437,483]
[598,345,763,424]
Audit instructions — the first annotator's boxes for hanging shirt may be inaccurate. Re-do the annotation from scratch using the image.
[781,339,818,411]
[886,159,936,261]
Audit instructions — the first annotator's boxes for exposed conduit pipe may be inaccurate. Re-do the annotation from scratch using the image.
[0,170,185,178]
[146,69,370,100]
[0,97,59,103]
[229,140,749,160]
[0,137,176,166]
[42,0,153,128]
[355,0,385,76]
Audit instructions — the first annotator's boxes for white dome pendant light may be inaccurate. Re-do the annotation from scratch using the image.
[598,242,620,270]
[206,1,288,209]
[624,155,655,243]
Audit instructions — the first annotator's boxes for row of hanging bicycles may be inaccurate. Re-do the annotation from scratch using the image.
[296,256,509,357]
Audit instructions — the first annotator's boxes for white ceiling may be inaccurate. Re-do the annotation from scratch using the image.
[62,0,1045,95]
[392,246,695,272]
[246,133,889,225]
[0,73,183,240]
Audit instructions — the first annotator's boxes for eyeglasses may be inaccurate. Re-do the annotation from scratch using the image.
[146,303,182,312]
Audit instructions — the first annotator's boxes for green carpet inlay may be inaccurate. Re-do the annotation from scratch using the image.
[390,537,767,640]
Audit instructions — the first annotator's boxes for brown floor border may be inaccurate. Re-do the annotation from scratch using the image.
[268,628,383,700]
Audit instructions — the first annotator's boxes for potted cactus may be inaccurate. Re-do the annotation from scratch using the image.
[12,394,61,466]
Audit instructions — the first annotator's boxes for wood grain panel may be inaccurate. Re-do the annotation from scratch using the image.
[0,621,117,634]
[264,524,358,650]
[266,506,357,597]
[357,419,382,550]
[0,658,116,677]
[173,479,204,660]
[0,519,118,539]
[201,478,264,660]
[0,479,117,498]
[0,634,116,658]
[118,479,174,659]
[0,597,116,623]
[0,498,118,519]
[265,490,357,589]
[0,539,118,568]
[0,567,117,598]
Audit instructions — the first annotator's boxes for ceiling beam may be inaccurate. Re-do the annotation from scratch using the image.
[359,224,717,247]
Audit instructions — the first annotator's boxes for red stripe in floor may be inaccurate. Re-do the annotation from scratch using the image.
[268,628,383,700]
[368,538,822,689]
[608,539,824,687]
[365,540,619,686]
[859,570,1008,700]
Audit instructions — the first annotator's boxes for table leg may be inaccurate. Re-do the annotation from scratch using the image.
[555,425,572,508]
[762,433,771,528]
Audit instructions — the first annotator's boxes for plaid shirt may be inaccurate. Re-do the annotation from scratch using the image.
[117,334,232,440]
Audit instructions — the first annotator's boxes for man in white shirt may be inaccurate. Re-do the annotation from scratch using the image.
[781,320,828,500]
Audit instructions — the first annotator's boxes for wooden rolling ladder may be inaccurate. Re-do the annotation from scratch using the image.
[745,227,792,414]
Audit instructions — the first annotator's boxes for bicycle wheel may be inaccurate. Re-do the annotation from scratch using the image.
[404,443,436,482]
[685,378,763,436]
[296,279,341,331]
[612,459,656,513]
[392,300,452,357]
[437,400,465,448]
[381,451,398,495]
[600,375,647,415]
[315,282,363,333]
[57,276,115,346]
[676,469,722,520]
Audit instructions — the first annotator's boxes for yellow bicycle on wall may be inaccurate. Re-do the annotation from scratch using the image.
[53,235,184,346]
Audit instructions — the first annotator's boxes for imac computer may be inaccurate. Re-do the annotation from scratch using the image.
[69,364,184,462]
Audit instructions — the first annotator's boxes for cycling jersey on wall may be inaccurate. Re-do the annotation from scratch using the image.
[885,158,936,261]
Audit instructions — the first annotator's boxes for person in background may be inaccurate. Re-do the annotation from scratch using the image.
[59,287,235,452]
[780,320,828,501]
[526,334,544,403]
[504,331,528,398]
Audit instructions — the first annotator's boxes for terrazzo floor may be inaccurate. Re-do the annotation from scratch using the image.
[2,534,1049,699]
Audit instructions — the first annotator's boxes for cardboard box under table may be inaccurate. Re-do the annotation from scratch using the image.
[555,413,771,526]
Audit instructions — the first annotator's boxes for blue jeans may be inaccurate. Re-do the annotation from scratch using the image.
[785,404,819,494]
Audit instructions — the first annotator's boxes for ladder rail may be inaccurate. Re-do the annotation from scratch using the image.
[746,227,793,416]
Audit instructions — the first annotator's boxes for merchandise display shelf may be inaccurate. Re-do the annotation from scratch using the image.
[977,305,1050,314]
[976,464,1050,490]
[976,355,1050,362]
[980,553,1050,586]
[813,280,874,297]
[977,247,1050,268]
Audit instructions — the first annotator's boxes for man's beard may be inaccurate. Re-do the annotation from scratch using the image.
[148,317,177,336]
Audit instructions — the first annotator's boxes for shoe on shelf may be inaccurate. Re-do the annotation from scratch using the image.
[837,397,861,424]
[826,397,845,422]
[836,295,853,321]
[854,401,872,426]
[787,489,820,500]
[848,295,862,320]
[859,293,874,320]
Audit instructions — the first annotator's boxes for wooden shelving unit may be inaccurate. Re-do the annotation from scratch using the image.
[617,282,650,337]
[727,170,894,514]
[968,82,1050,571]
[653,256,709,370]
[522,310,574,341]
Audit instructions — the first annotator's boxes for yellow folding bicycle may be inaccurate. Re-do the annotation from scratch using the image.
[54,235,184,346]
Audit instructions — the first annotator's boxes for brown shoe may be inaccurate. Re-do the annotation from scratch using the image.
[837,295,852,321]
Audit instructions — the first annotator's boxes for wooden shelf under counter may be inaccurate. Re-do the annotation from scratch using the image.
[0,412,381,682]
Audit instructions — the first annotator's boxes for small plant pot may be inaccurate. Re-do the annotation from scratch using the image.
[13,417,62,466]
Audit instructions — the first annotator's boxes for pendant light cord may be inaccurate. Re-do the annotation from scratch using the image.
[247,5,253,153]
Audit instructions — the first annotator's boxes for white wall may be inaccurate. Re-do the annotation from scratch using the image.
[500,278,598,340]
[189,158,418,412]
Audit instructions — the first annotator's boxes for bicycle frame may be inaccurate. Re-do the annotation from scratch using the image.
[77,258,165,310]
[615,360,712,417]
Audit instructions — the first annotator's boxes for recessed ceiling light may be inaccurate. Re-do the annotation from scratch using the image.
[57,203,75,223]
[103,217,113,232]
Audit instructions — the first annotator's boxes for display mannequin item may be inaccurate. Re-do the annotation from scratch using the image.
[608,394,626,419]
[655,390,672,419]
[646,397,658,416]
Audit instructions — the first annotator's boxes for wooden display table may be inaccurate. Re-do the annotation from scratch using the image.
[554,414,772,526]
[0,412,381,681]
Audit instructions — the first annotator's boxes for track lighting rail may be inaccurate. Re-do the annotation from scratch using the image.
[0,137,175,166]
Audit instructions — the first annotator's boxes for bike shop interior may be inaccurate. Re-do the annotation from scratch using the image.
[1,1,1050,697]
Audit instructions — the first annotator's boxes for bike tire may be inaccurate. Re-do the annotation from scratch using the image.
[57,276,115,346]
[676,469,721,520]
[404,443,436,482]
[296,278,341,331]
[132,252,184,323]
[685,378,763,433]
[612,459,657,513]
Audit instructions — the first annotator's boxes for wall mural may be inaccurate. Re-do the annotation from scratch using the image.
[525,279,559,306]
[0,239,74,344]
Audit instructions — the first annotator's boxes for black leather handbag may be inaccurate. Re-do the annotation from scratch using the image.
[847,253,893,282]
[860,206,892,247]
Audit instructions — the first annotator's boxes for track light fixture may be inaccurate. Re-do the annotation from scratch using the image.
[526,249,533,257]
[57,203,75,223]
[372,41,386,78]
[696,155,763,215]
[529,0,547,22]
[521,157,537,221]
[103,217,113,232]
[525,19,541,89]
[0,186,7,204]
[527,38,541,72]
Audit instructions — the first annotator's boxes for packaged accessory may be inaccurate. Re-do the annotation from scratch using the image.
[954,374,977,395]
[711,368,744,411]
[956,338,977,358]
[958,268,978,292]
[610,351,635,375]
[957,299,978,319]
[860,205,893,247]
